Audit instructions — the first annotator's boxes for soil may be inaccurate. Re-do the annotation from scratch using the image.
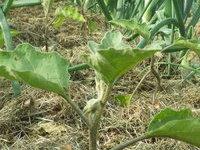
[0,2,200,150]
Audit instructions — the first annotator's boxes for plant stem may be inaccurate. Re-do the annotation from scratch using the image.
[137,18,178,48]
[0,8,13,50]
[61,94,90,127]
[68,63,90,73]
[137,19,177,91]
[167,25,175,76]
[150,57,162,91]
[129,69,150,101]
[96,0,112,21]
[89,126,98,150]
[172,0,185,37]
[138,0,153,21]
[111,134,150,150]
[115,0,123,19]
[0,8,21,96]
[3,0,14,14]
[131,0,142,18]
[184,0,194,23]
[89,84,112,150]
[186,3,200,32]
[157,62,200,73]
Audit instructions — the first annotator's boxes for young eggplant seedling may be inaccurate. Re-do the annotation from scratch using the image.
[0,31,199,149]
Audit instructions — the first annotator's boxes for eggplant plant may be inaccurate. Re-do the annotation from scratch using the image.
[0,30,200,149]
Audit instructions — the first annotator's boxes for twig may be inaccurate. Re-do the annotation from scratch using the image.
[111,134,150,150]
[129,69,151,101]
[150,56,163,91]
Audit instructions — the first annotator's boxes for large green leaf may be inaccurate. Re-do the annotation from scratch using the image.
[147,108,200,147]
[85,31,157,84]
[0,43,70,95]
[110,19,150,39]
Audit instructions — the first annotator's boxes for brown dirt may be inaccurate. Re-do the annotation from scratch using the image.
[0,2,200,150]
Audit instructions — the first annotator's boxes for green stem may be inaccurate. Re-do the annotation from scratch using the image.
[131,0,142,18]
[127,0,154,41]
[0,8,13,50]
[89,126,98,150]
[137,18,178,48]
[111,134,150,150]
[137,19,177,93]
[172,0,185,37]
[86,2,98,10]
[186,3,200,32]
[167,25,175,76]
[157,62,200,73]
[68,63,90,73]
[0,8,21,96]
[89,84,112,150]
[150,56,162,91]
[61,94,90,127]
[150,19,178,40]
[184,0,194,23]
[138,0,153,21]
[129,69,150,102]
[125,1,135,19]
[3,0,14,14]
[115,0,123,19]
[96,0,112,21]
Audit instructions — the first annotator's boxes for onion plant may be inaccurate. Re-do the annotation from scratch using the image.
[85,0,200,79]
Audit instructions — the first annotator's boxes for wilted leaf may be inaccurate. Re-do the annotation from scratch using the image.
[53,6,85,28]
[85,31,157,84]
[147,108,200,147]
[110,19,150,39]
[0,43,70,95]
